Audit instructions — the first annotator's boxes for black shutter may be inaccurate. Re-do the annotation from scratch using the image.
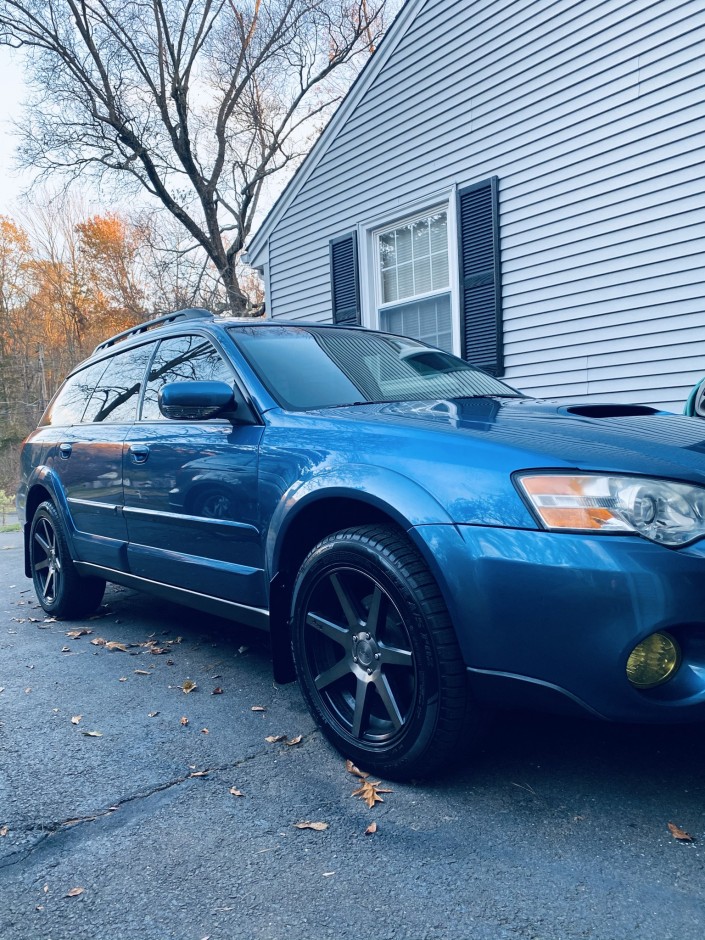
[457,177,503,375]
[329,232,360,324]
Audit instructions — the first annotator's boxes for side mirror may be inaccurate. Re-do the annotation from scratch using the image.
[158,381,238,421]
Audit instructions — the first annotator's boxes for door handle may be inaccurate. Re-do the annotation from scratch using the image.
[129,444,150,464]
[59,442,72,459]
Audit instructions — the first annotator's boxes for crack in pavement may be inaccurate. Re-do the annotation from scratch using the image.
[0,743,275,872]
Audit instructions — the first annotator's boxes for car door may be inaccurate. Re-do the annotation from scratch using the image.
[43,342,156,570]
[122,333,265,609]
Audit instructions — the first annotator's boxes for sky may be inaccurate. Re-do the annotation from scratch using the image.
[0,45,34,214]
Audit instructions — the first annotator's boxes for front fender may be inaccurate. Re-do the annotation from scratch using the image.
[266,463,455,579]
[21,465,75,576]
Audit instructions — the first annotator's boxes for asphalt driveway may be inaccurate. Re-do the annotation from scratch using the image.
[1,525,703,940]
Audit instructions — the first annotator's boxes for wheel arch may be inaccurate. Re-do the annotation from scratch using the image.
[266,467,454,684]
[23,468,69,578]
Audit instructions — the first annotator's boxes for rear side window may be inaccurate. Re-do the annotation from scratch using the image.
[83,343,156,424]
[141,335,232,421]
[41,360,110,427]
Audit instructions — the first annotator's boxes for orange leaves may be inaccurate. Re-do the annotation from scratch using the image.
[179,680,197,694]
[65,887,85,898]
[265,733,302,746]
[293,821,329,831]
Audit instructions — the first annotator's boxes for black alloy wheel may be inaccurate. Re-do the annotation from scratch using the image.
[291,525,476,779]
[30,501,105,618]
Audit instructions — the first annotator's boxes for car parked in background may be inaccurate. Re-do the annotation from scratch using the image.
[17,309,705,778]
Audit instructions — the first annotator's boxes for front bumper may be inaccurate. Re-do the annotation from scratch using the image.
[409,524,705,722]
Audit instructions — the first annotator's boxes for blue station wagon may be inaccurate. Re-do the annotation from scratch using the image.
[17,309,705,778]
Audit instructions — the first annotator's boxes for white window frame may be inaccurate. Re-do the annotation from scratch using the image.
[357,187,461,356]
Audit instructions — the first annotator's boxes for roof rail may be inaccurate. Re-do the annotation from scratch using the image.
[93,308,215,353]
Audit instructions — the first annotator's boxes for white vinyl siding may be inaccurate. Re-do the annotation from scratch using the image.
[257,0,705,411]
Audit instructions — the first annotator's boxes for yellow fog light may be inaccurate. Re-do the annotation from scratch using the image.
[626,633,681,689]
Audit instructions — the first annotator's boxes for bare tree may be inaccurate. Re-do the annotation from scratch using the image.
[0,0,388,313]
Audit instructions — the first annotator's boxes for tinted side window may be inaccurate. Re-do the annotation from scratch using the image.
[41,360,110,427]
[83,343,156,424]
[141,335,232,421]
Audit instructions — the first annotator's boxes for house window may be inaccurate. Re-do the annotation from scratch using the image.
[375,209,453,351]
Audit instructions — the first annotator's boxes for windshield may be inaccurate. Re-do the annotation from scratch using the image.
[229,326,523,411]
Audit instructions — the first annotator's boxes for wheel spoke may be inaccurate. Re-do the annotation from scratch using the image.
[34,558,50,572]
[329,572,360,630]
[34,531,51,554]
[351,677,369,738]
[379,643,413,668]
[365,585,384,638]
[374,673,405,730]
[44,568,56,600]
[306,612,349,647]
[314,657,350,691]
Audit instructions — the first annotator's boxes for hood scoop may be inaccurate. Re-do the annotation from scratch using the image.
[564,403,661,419]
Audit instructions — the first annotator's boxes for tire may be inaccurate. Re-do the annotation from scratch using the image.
[290,525,479,779]
[29,501,106,619]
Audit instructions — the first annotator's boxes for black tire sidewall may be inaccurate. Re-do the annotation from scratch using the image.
[291,533,445,775]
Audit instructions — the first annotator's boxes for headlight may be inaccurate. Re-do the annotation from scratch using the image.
[516,473,705,546]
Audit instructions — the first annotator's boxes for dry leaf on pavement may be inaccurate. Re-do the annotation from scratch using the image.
[0,826,8,836]
[251,706,265,712]
[134,669,151,676]
[90,637,106,646]
[365,822,378,835]
[668,822,695,842]
[229,787,244,797]
[148,711,159,718]
[345,759,369,779]
[212,686,224,694]
[66,629,92,639]
[81,731,103,737]
[352,779,392,808]
[189,770,209,778]
[71,715,82,725]
[293,821,329,831]
[180,680,197,694]
[265,734,287,743]
[65,887,84,898]
[285,735,303,746]
[180,716,189,726]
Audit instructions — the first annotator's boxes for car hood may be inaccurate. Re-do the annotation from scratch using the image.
[314,397,705,485]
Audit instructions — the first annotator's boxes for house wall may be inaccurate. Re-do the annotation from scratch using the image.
[261,0,704,411]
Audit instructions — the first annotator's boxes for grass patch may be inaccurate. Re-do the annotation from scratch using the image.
[0,523,20,533]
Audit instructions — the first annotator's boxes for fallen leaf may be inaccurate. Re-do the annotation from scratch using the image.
[201,728,209,734]
[0,687,4,693]
[150,647,168,655]
[43,885,48,894]
[265,734,287,743]
[365,821,378,835]
[148,711,159,718]
[81,730,103,737]
[352,779,392,808]
[71,715,82,725]
[66,629,92,639]
[668,822,695,842]
[90,637,107,647]
[322,871,336,877]
[65,887,84,898]
[134,669,151,675]
[180,716,189,726]
[118,677,127,682]
[180,680,197,694]
[44,617,57,623]
[293,821,329,831]
[251,705,266,712]
[229,787,244,797]
[0,826,8,836]
[189,770,209,778]
[238,645,248,654]
[105,641,127,652]
[285,735,303,746]
[345,759,369,779]
[212,686,224,695]
[24,687,31,694]
[61,646,71,653]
